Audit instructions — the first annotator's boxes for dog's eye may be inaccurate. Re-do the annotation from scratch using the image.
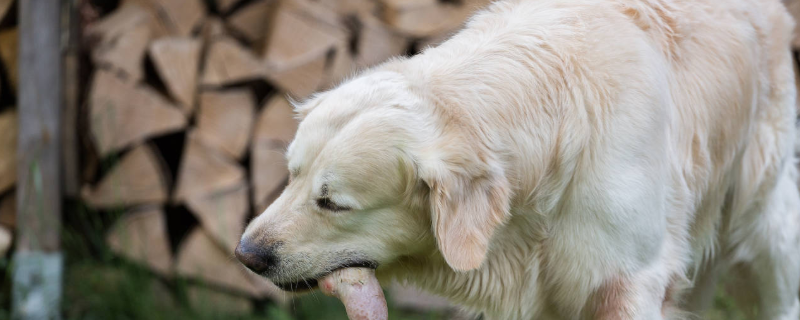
[316,198,351,212]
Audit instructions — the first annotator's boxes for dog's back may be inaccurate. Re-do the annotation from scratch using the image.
[383,0,800,318]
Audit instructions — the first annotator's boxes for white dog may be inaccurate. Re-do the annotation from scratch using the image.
[236,0,800,318]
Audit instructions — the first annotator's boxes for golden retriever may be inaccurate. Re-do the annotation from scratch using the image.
[236,0,800,318]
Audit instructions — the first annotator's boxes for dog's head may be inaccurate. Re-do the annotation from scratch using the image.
[236,70,512,291]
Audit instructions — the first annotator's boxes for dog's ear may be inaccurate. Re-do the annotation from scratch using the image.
[421,148,512,272]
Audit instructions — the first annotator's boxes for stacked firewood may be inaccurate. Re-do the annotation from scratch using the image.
[77,0,492,311]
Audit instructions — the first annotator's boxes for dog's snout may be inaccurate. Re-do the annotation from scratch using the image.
[235,240,278,274]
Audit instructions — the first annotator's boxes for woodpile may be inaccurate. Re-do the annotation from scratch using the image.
[73,0,492,307]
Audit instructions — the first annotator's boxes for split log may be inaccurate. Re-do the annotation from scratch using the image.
[106,207,173,276]
[149,37,202,113]
[227,0,274,44]
[0,190,14,228]
[85,4,151,45]
[381,0,489,37]
[0,29,17,91]
[0,225,10,257]
[173,131,245,203]
[0,0,13,23]
[262,7,346,98]
[126,0,206,36]
[214,0,240,14]
[196,89,255,159]
[187,285,254,314]
[355,15,408,68]
[201,17,227,41]
[419,29,457,50]
[88,70,187,156]
[263,8,343,64]
[86,5,152,82]
[322,42,356,89]
[311,0,379,17]
[185,183,249,253]
[0,109,16,194]
[787,0,800,49]
[176,228,285,300]
[200,37,268,87]
[251,95,297,211]
[81,144,169,208]
[266,52,327,99]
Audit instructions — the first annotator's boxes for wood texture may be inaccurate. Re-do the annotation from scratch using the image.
[0,29,17,91]
[0,190,14,228]
[17,0,62,253]
[185,183,248,252]
[81,144,169,208]
[787,0,800,49]
[381,0,488,37]
[128,0,206,36]
[149,37,202,113]
[227,0,274,43]
[215,0,240,14]
[88,70,187,156]
[266,52,327,99]
[107,207,173,276]
[0,109,16,194]
[176,228,285,299]
[251,95,297,211]
[196,89,255,159]
[355,15,407,68]
[200,37,268,86]
[174,131,245,202]
[88,7,151,82]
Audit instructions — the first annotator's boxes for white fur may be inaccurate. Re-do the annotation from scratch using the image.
[240,0,800,318]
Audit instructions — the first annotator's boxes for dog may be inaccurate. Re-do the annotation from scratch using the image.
[236,0,800,318]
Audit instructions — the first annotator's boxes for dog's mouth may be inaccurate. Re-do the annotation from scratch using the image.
[273,260,378,292]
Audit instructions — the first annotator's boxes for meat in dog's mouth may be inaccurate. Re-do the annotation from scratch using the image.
[273,260,378,292]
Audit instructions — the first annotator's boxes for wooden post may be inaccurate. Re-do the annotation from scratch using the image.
[13,0,64,319]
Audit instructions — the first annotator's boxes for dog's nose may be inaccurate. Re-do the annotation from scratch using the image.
[235,240,278,274]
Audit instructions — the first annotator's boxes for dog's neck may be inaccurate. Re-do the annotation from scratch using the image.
[382,213,551,319]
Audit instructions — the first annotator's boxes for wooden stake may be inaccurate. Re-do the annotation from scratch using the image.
[106,207,173,276]
[149,37,202,114]
[196,89,255,159]
[0,109,16,194]
[185,183,248,252]
[173,131,245,203]
[81,144,169,208]
[88,70,187,156]
[14,0,63,318]
[176,228,285,300]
